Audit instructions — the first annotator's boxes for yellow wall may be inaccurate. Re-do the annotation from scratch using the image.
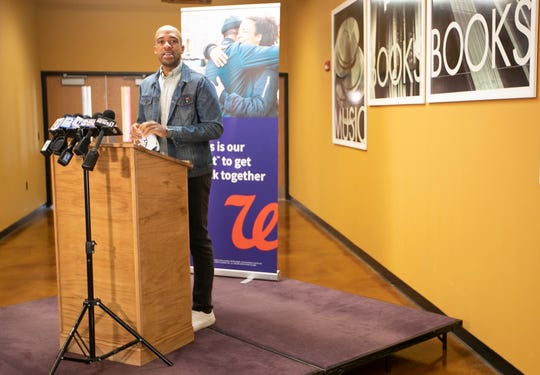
[0,0,46,230]
[3,0,539,372]
[287,0,540,373]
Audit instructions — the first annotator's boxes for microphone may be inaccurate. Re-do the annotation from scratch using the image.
[57,129,82,166]
[81,109,119,170]
[94,109,122,136]
[40,139,54,157]
[48,115,71,135]
[50,114,80,137]
[40,116,66,157]
[103,109,115,120]
[81,129,105,171]
[71,114,86,130]
[74,113,100,155]
[47,114,79,155]
[49,132,68,155]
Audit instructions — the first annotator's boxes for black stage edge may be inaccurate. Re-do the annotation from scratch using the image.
[211,318,461,375]
[210,325,326,374]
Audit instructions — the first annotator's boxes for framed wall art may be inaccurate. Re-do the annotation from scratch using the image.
[368,0,425,105]
[332,0,367,150]
[427,0,538,103]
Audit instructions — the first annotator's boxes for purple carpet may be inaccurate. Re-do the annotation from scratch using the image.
[0,277,460,374]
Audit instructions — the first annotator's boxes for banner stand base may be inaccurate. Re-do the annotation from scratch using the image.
[191,267,280,282]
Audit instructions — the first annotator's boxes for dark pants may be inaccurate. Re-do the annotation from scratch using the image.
[188,173,214,313]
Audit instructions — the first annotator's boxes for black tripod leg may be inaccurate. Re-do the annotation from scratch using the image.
[97,301,173,366]
[49,303,89,375]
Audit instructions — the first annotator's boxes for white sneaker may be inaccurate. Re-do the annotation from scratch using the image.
[192,310,216,332]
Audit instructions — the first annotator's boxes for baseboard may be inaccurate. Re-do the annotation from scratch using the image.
[0,204,50,240]
[287,197,523,375]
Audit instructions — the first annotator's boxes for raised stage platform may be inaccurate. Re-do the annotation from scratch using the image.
[0,276,461,374]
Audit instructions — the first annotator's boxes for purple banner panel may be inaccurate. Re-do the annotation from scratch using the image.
[209,117,278,275]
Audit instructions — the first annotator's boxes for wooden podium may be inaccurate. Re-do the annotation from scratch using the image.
[51,143,194,366]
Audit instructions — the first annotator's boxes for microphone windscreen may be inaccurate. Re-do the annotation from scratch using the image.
[103,109,115,120]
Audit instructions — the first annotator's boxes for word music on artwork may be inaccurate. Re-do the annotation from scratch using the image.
[335,105,365,143]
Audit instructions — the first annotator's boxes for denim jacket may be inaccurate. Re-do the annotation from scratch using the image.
[137,63,223,177]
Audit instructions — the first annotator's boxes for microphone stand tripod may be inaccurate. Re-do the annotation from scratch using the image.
[49,130,173,374]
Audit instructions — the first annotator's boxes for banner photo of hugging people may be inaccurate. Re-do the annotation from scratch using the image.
[181,3,281,280]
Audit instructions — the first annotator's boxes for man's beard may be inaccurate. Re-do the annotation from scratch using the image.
[161,55,181,68]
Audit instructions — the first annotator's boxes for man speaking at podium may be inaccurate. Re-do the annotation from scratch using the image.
[130,25,223,332]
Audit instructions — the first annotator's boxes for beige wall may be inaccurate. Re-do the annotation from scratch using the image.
[2,0,539,372]
[35,0,288,72]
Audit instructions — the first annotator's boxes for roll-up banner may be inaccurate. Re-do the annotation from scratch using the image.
[181,3,281,280]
